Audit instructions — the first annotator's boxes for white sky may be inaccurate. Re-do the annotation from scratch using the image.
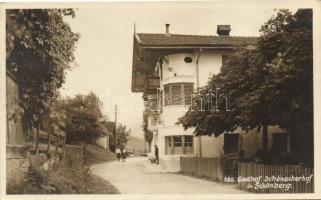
[60,2,301,139]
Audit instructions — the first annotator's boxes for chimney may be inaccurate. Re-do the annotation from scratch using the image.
[217,25,231,36]
[165,24,170,36]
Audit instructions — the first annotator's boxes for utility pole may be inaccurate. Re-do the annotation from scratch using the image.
[106,127,109,151]
[196,48,202,158]
[114,104,117,150]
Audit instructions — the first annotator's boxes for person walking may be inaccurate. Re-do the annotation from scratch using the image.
[154,145,159,164]
[121,148,127,162]
[116,147,121,162]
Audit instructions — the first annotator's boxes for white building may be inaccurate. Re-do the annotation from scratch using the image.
[132,24,288,171]
[95,121,114,150]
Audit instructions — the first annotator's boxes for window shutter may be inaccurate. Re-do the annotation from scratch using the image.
[184,83,194,105]
[172,84,182,105]
[163,83,194,106]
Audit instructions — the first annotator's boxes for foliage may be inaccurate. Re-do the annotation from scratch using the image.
[258,9,313,128]
[143,127,153,145]
[108,134,115,152]
[109,124,131,151]
[178,9,312,150]
[142,112,153,144]
[42,100,67,138]
[60,92,109,145]
[6,9,80,131]
[7,152,119,194]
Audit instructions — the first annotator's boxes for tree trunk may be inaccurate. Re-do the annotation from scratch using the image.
[47,130,51,154]
[262,124,268,152]
[61,131,67,160]
[35,122,40,155]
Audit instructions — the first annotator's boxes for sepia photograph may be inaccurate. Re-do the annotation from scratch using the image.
[2,1,320,198]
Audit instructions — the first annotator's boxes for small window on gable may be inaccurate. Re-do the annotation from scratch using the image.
[184,57,193,63]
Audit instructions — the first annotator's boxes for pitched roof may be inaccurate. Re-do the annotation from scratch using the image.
[136,33,257,48]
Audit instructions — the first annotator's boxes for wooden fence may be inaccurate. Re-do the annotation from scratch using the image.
[180,157,238,181]
[238,162,314,193]
[28,128,66,156]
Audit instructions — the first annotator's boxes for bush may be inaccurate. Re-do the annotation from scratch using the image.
[7,155,59,194]
[8,153,92,194]
[8,145,119,194]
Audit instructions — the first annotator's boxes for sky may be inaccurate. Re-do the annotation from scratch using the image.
[60,2,301,139]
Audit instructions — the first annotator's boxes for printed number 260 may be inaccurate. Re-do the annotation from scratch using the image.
[224,177,235,183]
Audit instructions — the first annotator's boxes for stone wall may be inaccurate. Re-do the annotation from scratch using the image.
[6,70,29,191]
[6,148,29,191]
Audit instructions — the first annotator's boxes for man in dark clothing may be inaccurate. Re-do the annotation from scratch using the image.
[154,145,159,164]
[116,148,121,162]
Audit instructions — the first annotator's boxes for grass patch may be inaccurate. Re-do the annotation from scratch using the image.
[84,144,117,165]
[8,148,119,194]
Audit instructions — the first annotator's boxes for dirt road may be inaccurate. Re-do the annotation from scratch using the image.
[91,156,247,194]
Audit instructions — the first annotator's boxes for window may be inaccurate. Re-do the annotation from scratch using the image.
[172,84,182,105]
[165,135,194,155]
[184,136,193,154]
[184,84,193,105]
[174,136,182,147]
[184,56,193,63]
[163,83,194,106]
[185,136,193,147]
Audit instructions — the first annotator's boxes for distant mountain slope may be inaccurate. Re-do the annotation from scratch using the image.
[126,136,147,153]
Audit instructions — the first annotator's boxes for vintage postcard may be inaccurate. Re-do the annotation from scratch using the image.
[1,1,321,199]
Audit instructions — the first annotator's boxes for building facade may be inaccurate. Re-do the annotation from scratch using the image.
[132,24,288,171]
[95,121,115,150]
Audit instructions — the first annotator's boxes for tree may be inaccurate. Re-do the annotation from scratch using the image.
[178,9,313,162]
[42,99,67,153]
[6,9,79,134]
[61,92,108,145]
[142,112,153,150]
[258,9,313,165]
[143,127,153,150]
[258,9,313,128]
[109,124,131,151]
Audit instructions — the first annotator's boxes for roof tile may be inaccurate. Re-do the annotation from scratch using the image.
[137,33,257,47]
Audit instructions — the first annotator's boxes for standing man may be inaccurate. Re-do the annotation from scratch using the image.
[121,148,127,162]
[154,145,159,164]
[116,147,121,162]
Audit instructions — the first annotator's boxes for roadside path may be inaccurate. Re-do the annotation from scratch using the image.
[84,144,120,194]
[91,156,247,194]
